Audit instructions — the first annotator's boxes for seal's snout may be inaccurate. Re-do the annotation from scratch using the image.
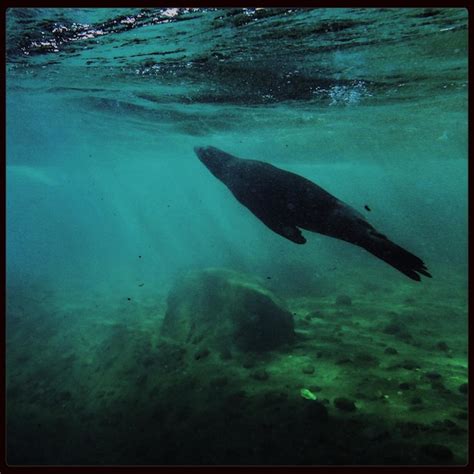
[194,146,204,156]
[194,146,210,163]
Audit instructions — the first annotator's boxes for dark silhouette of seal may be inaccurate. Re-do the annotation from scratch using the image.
[194,146,431,282]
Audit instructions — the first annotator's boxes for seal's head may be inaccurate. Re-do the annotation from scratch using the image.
[194,146,235,180]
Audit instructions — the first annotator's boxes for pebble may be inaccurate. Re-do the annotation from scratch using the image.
[194,348,210,360]
[401,360,420,370]
[302,364,315,374]
[333,397,356,412]
[436,341,449,351]
[336,295,352,306]
[251,369,269,381]
[425,371,442,380]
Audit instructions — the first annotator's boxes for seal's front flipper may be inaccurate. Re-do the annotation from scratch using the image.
[262,219,307,244]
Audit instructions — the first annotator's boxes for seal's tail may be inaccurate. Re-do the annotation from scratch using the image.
[361,231,432,281]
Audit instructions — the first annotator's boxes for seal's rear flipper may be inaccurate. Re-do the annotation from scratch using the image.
[362,233,432,281]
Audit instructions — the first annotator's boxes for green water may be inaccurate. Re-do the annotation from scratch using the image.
[6,8,468,465]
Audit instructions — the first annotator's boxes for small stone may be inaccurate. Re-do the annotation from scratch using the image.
[420,443,453,462]
[436,341,449,351]
[398,382,413,390]
[354,352,379,366]
[431,381,447,391]
[333,397,356,412]
[194,348,210,360]
[425,371,442,380]
[300,388,317,400]
[251,369,269,381]
[384,347,398,355]
[302,364,315,374]
[458,382,467,394]
[383,322,411,340]
[336,295,352,306]
[401,360,420,370]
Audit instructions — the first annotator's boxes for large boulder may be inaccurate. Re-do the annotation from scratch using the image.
[161,268,294,353]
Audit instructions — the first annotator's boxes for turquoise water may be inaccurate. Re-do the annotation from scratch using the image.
[6,8,468,465]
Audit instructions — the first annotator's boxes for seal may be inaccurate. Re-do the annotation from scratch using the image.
[194,146,431,281]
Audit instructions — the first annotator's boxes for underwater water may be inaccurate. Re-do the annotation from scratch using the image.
[6,7,468,465]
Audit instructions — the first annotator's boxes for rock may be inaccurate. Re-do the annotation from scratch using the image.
[436,341,449,351]
[400,359,420,370]
[302,364,315,374]
[161,268,294,353]
[335,295,352,306]
[384,347,398,355]
[383,321,411,340]
[458,382,467,394]
[194,348,210,360]
[431,381,448,391]
[420,443,454,462]
[300,388,317,400]
[398,382,413,390]
[155,341,187,372]
[425,371,442,380]
[354,352,379,367]
[333,397,356,412]
[251,369,269,381]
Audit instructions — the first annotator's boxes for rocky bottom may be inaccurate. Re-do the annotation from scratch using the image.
[6,269,468,465]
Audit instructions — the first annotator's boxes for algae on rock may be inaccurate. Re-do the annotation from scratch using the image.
[161,268,294,353]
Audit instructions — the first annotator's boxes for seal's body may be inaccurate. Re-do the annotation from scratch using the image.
[194,146,431,281]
